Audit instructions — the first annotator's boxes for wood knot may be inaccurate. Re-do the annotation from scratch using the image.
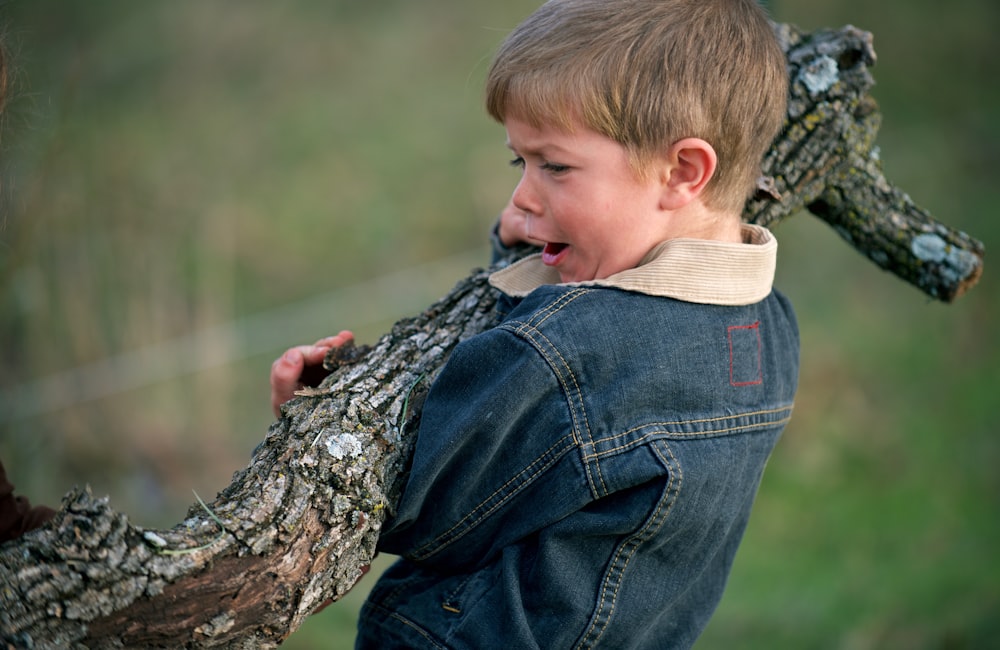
[754,175,783,202]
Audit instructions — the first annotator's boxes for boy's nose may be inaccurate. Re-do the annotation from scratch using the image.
[511,175,540,217]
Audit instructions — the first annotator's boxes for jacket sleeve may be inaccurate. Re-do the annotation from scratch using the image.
[375,326,592,570]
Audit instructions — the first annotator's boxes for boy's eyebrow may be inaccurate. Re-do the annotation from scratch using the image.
[505,139,570,158]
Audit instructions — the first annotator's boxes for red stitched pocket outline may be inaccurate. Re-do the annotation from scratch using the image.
[728,322,763,387]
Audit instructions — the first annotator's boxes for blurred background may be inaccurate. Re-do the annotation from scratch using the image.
[0,1,996,647]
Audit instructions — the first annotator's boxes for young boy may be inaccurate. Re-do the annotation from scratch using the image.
[272,0,797,647]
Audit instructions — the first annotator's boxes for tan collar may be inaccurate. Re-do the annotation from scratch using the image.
[489,224,777,306]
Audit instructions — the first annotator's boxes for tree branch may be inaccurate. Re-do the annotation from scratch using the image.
[745,24,984,301]
[0,23,985,649]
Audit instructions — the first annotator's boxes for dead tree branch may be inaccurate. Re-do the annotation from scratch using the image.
[747,24,984,301]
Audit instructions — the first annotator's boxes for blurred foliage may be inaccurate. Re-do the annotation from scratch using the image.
[0,1,997,648]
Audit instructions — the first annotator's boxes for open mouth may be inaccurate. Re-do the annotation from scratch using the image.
[541,242,569,266]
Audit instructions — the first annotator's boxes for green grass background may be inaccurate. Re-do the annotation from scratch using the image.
[1,1,996,648]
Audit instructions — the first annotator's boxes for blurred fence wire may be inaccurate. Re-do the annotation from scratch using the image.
[0,248,486,423]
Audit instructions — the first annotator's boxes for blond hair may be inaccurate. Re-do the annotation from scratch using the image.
[486,0,788,212]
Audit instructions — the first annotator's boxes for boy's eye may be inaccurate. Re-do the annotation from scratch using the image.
[508,157,569,174]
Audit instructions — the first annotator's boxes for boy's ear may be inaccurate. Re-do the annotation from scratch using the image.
[658,138,717,211]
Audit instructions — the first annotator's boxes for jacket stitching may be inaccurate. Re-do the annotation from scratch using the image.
[387,611,449,649]
[728,321,764,386]
[523,288,591,328]
[504,289,609,496]
[441,572,477,614]
[623,405,794,431]
[590,405,793,447]
[507,324,584,449]
[407,434,577,561]
[409,302,605,561]
[509,322,608,498]
[575,440,682,648]
[582,414,794,464]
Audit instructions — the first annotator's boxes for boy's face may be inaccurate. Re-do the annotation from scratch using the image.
[505,117,672,283]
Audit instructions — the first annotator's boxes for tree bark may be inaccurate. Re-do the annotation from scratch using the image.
[0,23,985,649]
[746,24,984,302]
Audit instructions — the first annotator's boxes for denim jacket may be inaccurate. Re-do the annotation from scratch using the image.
[356,225,799,649]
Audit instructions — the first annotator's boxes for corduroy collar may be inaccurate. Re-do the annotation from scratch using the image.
[489,224,777,306]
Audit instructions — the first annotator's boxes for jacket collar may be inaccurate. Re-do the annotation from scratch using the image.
[489,224,777,306]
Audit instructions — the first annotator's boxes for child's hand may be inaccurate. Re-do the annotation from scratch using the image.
[270,330,354,418]
[497,199,545,248]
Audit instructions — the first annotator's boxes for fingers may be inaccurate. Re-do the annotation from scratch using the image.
[314,330,354,350]
[270,331,356,419]
[270,347,307,418]
[498,200,544,247]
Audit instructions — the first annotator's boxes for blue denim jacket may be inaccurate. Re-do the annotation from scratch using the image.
[356,226,799,649]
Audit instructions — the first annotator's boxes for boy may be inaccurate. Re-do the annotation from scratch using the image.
[272,0,797,647]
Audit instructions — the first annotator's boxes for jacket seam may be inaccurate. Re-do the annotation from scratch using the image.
[587,405,793,453]
[506,324,585,450]
[574,440,683,648]
[521,287,592,328]
[371,603,450,650]
[511,324,609,497]
[407,433,577,561]
[389,612,449,650]
[502,289,608,497]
